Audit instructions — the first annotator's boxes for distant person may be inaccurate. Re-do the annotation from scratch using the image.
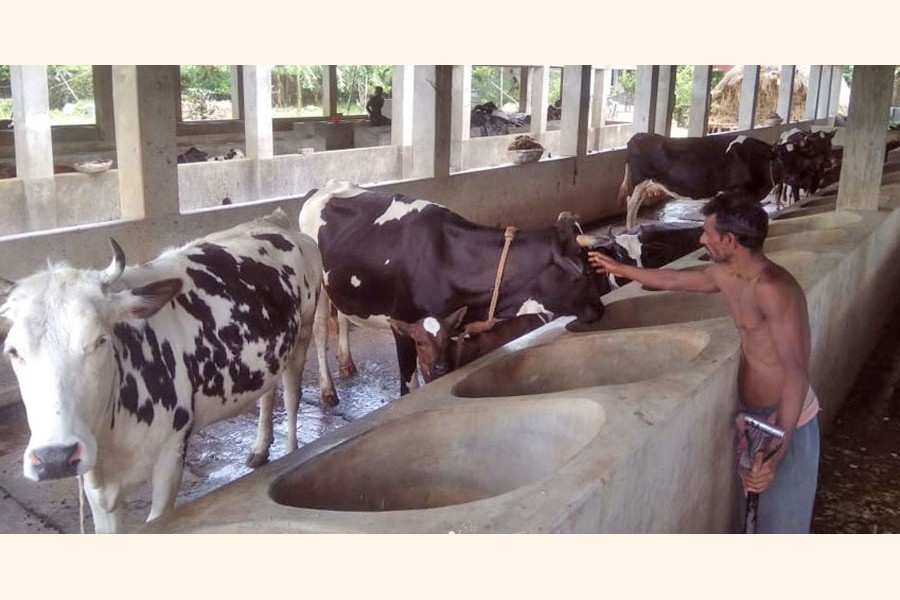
[588,192,821,533]
[365,86,391,126]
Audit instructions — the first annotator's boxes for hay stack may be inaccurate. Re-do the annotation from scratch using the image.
[709,65,809,128]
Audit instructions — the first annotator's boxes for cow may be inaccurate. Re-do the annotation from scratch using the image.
[388,307,550,382]
[0,210,337,533]
[177,146,209,163]
[576,221,703,289]
[298,180,606,395]
[208,148,245,162]
[618,132,775,228]
[771,129,836,207]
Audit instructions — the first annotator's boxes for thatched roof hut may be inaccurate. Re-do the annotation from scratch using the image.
[709,65,809,128]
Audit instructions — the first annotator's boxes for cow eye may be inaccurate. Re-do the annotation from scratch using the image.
[5,347,21,361]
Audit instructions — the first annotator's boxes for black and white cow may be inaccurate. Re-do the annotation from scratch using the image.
[0,210,336,533]
[771,128,836,206]
[298,181,606,395]
[619,132,775,228]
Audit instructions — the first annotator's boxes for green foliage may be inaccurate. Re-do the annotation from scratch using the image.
[471,66,526,109]
[0,98,11,120]
[672,65,693,128]
[336,65,392,115]
[180,65,231,101]
[47,65,94,110]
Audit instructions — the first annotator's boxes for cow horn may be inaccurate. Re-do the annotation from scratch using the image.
[0,276,14,297]
[576,234,600,248]
[100,237,126,288]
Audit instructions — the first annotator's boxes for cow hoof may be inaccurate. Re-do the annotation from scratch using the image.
[246,451,270,469]
[321,390,340,408]
[339,362,358,377]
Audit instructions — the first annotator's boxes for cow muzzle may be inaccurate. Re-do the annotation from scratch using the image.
[26,442,84,481]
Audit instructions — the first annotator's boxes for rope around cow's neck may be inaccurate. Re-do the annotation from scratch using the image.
[462,226,518,336]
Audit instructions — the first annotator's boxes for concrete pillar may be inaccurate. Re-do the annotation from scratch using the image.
[529,66,549,134]
[829,66,843,118]
[11,65,57,231]
[433,66,453,179]
[777,65,796,123]
[242,65,274,160]
[836,66,894,211]
[591,68,612,128]
[410,66,437,180]
[92,65,116,142]
[688,65,712,137]
[112,66,179,220]
[805,65,823,120]
[654,66,676,136]
[518,67,529,113]
[450,65,472,173]
[826,65,843,117]
[324,66,337,117]
[738,65,760,130]
[633,65,659,134]
[817,66,833,119]
[230,66,242,120]
[392,65,415,177]
[558,65,591,158]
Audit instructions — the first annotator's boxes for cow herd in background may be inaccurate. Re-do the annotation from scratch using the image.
[2,122,898,532]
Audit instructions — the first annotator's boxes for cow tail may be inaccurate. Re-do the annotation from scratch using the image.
[618,163,632,206]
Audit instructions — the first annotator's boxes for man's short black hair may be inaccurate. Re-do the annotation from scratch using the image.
[701,192,769,251]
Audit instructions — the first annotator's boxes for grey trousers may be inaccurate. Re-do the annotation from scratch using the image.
[738,406,821,534]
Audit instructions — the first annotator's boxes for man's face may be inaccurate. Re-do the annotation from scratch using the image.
[700,214,733,264]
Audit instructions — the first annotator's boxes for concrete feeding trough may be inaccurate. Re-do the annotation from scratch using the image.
[451,327,709,398]
[269,397,605,511]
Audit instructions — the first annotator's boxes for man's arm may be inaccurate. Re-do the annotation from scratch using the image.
[743,275,810,493]
[587,251,719,293]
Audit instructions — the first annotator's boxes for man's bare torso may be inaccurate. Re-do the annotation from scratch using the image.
[707,259,811,408]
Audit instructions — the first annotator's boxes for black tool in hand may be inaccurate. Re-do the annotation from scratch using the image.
[742,415,785,534]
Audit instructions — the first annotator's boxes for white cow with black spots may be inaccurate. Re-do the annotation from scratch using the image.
[0,210,336,532]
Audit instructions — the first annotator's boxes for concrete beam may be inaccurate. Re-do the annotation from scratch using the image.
[433,66,453,179]
[92,66,116,142]
[777,65,795,124]
[529,66,549,134]
[559,65,591,158]
[230,66,242,120]
[112,66,179,220]
[10,65,57,231]
[410,66,438,179]
[805,65,823,120]
[828,66,843,118]
[392,65,414,178]
[243,65,274,160]
[817,66,833,119]
[654,66,677,136]
[738,65,760,130]
[450,65,472,173]
[688,65,712,137]
[324,66,337,118]
[837,65,895,211]
[591,68,612,129]
[633,65,659,134]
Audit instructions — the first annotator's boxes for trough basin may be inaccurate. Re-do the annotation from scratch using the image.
[451,326,709,398]
[269,397,605,511]
[767,210,860,236]
[641,250,818,291]
[763,228,847,252]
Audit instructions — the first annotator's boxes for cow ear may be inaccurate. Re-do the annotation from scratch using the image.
[445,306,468,331]
[110,278,183,322]
[388,318,411,338]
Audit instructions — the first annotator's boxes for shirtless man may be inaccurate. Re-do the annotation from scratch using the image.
[588,192,820,533]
